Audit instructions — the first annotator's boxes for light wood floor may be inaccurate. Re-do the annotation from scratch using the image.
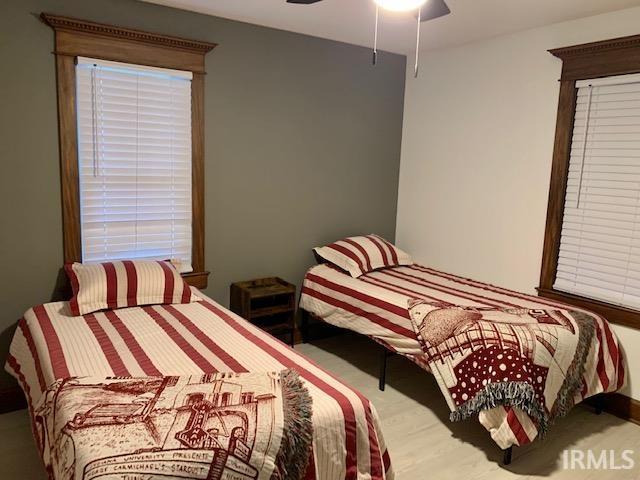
[2,332,639,479]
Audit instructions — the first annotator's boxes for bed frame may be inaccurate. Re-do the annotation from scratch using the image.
[300,308,606,466]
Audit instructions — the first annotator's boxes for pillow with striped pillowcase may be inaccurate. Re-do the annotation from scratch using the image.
[64,260,199,316]
[313,235,412,278]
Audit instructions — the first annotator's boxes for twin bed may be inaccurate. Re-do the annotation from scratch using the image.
[7,261,390,480]
[299,237,625,463]
[5,236,627,478]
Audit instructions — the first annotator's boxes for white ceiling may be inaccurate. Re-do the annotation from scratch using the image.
[141,0,640,54]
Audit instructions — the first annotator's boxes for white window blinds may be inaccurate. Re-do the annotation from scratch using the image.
[555,73,640,309]
[76,57,193,272]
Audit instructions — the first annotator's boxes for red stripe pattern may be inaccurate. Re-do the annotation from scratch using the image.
[161,305,248,373]
[103,262,118,310]
[122,260,138,308]
[300,262,625,450]
[18,319,46,392]
[32,305,70,379]
[143,306,217,373]
[314,235,412,278]
[104,310,162,376]
[65,260,197,316]
[84,313,130,376]
[7,292,391,480]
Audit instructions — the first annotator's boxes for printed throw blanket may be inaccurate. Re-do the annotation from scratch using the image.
[32,370,313,480]
[407,299,608,437]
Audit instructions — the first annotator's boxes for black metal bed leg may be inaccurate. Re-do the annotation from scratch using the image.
[503,446,513,466]
[300,309,310,344]
[379,345,388,391]
[594,394,604,415]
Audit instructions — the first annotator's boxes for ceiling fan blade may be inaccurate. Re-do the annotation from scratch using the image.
[286,0,324,4]
[418,0,450,21]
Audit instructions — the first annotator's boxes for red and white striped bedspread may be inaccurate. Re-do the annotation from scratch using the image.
[6,292,392,480]
[300,263,624,449]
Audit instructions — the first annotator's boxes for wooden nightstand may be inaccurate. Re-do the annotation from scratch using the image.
[230,277,296,346]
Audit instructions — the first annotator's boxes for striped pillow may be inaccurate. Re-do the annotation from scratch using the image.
[65,260,198,316]
[314,235,412,278]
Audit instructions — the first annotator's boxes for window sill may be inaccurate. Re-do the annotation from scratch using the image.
[537,287,640,330]
[182,271,210,289]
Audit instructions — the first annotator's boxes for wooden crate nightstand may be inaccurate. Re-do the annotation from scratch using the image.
[230,277,296,346]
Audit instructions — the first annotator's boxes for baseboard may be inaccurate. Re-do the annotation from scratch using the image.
[0,385,26,414]
[587,393,640,426]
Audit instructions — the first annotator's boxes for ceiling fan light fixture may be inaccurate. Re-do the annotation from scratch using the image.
[372,0,428,12]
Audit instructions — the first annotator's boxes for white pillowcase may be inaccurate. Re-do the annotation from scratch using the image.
[314,234,412,278]
[65,260,198,316]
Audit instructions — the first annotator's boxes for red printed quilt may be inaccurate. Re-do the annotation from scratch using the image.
[407,300,621,439]
[33,371,312,480]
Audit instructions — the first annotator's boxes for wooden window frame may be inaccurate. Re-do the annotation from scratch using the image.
[539,33,640,329]
[42,14,216,289]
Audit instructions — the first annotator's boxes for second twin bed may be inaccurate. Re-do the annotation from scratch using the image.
[299,235,625,460]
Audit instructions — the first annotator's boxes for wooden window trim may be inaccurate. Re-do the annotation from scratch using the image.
[41,14,216,289]
[539,33,640,329]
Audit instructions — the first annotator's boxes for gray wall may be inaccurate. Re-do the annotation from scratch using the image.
[0,0,405,389]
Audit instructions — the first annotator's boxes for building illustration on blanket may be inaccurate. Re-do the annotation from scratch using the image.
[35,372,282,479]
[409,301,585,413]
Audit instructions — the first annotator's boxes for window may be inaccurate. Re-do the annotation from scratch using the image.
[540,33,640,329]
[220,392,232,407]
[554,73,640,309]
[42,14,216,288]
[76,58,193,272]
[186,393,204,406]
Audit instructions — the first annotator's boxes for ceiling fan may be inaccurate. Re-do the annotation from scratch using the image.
[286,0,450,22]
[286,0,451,77]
